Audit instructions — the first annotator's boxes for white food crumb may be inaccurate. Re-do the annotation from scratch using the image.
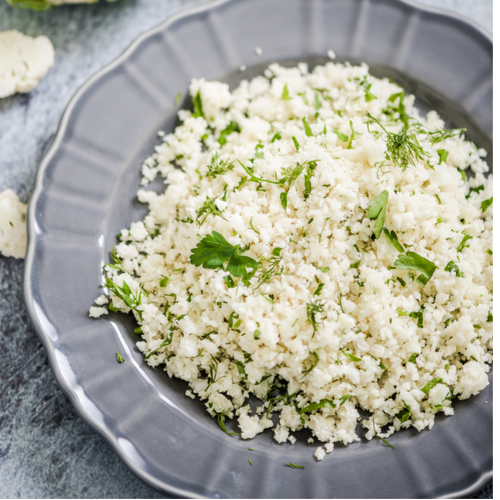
[89,306,108,318]
[0,189,27,259]
[0,30,55,99]
[94,295,109,306]
[255,46,262,55]
[185,390,196,400]
[239,65,246,72]
[327,49,336,59]
[314,446,326,461]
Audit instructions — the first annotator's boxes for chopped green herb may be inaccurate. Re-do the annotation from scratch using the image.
[303,160,317,199]
[271,131,282,143]
[339,395,353,406]
[481,197,493,213]
[174,91,182,105]
[437,149,449,164]
[350,260,360,269]
[368,190,389,239]
[302,117,313,137]
[383,228,404,252]
[395,401,412,423]
[421,378,442,394]
[486,248,493,256]
[341,349,361,362]
[218,121,241,146]
[145,327,175,359]
[397,277,406,287]
[281,84,291,100]
[346,120,356,149]
[408,353,419,364]
[249,459,253,465]
[190,231,260,280]
[192,90,204,118]
[332,128,349,142]
[299,398,335,414]
[301,351,319,379]
[254,329,261,340]
[306,299,324,337]
[235,360,248,381]
[292,136,300,152]
[285,463,305,469]
[373,418,395,449]
[217,412,240,436]
[280,192,288,211]
[321,267,329,273]
[134,327,143,335]
[106,277,144,319]
[116,352,125,363]
[196,192,227,226]
[444,261,464,277]
[435,194,442,204]
[409,306,424,328]
[236,160,281,185]
[466,184,485,199]
[314,283,324,296]
[457,234,473,253]
[487,311,493,323]
[393,252,437,286]
[206,152,234,178]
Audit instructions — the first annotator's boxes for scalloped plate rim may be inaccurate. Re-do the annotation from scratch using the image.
[23,0,492,498]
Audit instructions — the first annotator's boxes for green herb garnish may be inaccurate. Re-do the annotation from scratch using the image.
[383,228,404,252]
[481,197,493,213]
[285,463,305,469]
[301,352,319,379]
[192,90,204,118]
[190,231,260,280]
[457,234,473,253]
[367,190,389,239]
[218,121,241,146]
[444,261,464,277]
[393,252,437,286]
[206,152,234,178]
[306,299,324,337]
[341,349,361,362]
[116,352,125,363]
[408,353,419,364]
[302,117,313,137]
[421,378,442,394]
[281,84,291,100]
[299,398,335,414]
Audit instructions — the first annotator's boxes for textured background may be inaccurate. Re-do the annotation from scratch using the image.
[0,0,493,498]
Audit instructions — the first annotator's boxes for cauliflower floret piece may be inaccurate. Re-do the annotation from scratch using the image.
[0,189,27,258]
[0,30,54,98]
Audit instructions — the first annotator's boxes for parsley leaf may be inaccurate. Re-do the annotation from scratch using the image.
[332,128,349,142]
[116,352,125,363]
[383,228,404,252]
[303,161,317,199]
[218,121,241,146]
[341,349,361,362]
[437,149,449,164]
[281,84,291,100]
[192,90,204,118]
[368,190,389,239]
[408,353,419,364]
[481,197,493,213]
[393,252,437,286]
[190,231,260,280]
[299,398,335,414]
[339,395,352,406]
[395,401,411,423]
[285,463,305,469]
[409,306,424,328]
[421,378,442,394]
[280,192,288,211]
[301,351,319,379]
[444,261,464,277]
[302,117,313,137]
[457,234,473,253]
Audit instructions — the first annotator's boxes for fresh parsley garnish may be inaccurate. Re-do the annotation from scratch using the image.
[190,231,260,280]
[395,401,411,423]
[217,412,240,436]
[444,261,464,277]
[258,247,284,286]
[409,305,424,328]
[116,352,125,363]
[339,395,352,406]
[367,190,389,239]
[299,398,335,414]
[383,228,404,252]
[174,91,182,105]
[303,161,317,199]
[341,349,361,362]
[302,117,313,137]
[218,121,241,146]
[408,353,419,364]
[106,277,144,319]
[300,351,319,379]
[192,90,204,118]
[457,234,473,253]
[145,327,174,359]
[196,192,227,226]
[393,252,437,286]
[481,197,493,213]
[421,378,442,394]
[332,128,349,142]
[306,299,324,337]
[436,149,449,165]
[281,84,291,100]
[285,463,305,469]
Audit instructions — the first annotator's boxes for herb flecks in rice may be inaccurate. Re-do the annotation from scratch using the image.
[95,62,493,455]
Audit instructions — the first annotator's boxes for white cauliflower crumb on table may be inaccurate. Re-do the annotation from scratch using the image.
[94,61,493,453]
[0,30,55,99]
[0,189,27,259]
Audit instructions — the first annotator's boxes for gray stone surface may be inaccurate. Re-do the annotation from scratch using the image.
[0,0,492,498]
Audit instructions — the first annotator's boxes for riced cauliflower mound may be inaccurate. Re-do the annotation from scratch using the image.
[96,62,493,453]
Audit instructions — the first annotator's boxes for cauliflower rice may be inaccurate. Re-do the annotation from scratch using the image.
[92,61,493,455]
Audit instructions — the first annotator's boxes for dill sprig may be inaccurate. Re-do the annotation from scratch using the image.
[258,247,284,287]
[306,299,324,337]
[365,113,429,171]
[196,191,227,226]
[206,355,220,390]
[206,152,234,178]
[280,162,305,187]
[414,124,466,145]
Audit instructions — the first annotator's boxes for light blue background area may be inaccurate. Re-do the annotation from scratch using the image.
[0,0,492,497]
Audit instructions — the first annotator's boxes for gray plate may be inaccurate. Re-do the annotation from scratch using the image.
[24,0,492,497]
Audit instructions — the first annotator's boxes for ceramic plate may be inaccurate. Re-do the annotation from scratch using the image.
[24,0,492,497]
